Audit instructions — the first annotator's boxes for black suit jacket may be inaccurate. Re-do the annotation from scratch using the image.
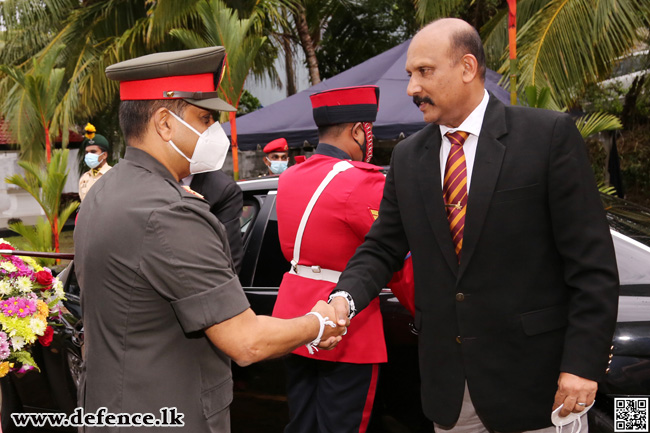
[336,95,619,431]
[190,171,244,273]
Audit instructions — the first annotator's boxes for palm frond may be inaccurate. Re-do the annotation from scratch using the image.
[508,0,648,106]
[575,112,622,138]
[8,218,56,266]
[413,0,466,25]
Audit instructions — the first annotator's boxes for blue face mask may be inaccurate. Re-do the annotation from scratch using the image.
[84,152,104,169]
[269,160,288,174]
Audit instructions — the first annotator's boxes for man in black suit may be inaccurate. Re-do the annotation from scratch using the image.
[329,18,619,432]
[182,171,244,273]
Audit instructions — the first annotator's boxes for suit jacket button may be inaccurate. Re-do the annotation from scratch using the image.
[456,336,462,344]
[455,293,465,302]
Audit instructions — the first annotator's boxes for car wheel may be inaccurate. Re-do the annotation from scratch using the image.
[66,347,84,391]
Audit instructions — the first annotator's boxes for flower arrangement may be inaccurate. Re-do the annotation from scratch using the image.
[0,240,66,377]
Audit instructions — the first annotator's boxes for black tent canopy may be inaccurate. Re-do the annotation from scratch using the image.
[223,40,510,151]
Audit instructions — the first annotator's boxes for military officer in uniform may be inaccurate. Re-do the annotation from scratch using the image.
[78,123,112,201]
[74,47,347,433]
[263,137,289,175]
[272,86,413,433]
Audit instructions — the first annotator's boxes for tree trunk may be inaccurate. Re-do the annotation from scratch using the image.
[621,75,646,129]
[294,7,321,85]
[229,111,239,181]
[44,125,51,164]
[282,34,297,96]
[53,215,59,254]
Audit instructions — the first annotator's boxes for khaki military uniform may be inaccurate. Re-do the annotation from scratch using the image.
[78,163,112,201]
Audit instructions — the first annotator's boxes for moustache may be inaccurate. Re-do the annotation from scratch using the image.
[413,95,434,107]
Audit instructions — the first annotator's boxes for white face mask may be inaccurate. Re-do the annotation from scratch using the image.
[167,111,230,174]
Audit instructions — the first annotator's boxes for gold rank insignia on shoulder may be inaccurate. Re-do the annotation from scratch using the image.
[369,208,379,220]
[181,185,205,199]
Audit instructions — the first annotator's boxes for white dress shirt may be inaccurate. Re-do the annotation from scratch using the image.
[439,89,490,193]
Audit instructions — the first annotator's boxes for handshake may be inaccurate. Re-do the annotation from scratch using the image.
[306,298,351,352]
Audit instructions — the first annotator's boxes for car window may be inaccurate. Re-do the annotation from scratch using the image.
[252,202,290,287]
[240,201,259,240]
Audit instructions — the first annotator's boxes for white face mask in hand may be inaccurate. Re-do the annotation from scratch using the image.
[551,402,594,433]
[167,110,230,174]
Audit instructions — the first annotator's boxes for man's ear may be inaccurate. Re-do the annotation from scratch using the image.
[263,156,271,167]
[153,107,174,142]
[461,54,479,83]
[351,122,364,141]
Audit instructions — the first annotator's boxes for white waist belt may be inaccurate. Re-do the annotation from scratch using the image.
[289,265,342,284]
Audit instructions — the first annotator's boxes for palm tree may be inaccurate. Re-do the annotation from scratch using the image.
[0,46,67,164]
[170,0,267,180]
[414,0,649,108]
[5,149,79,254]
[287,0,352,85]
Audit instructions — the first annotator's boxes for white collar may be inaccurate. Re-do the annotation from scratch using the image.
[439,89,490,139]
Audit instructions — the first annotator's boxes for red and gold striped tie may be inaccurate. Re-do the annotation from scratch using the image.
[443,131,469,261]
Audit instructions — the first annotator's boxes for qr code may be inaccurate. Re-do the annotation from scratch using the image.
[615,398,649,432]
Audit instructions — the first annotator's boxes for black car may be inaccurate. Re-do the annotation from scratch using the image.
[2,177,649,432]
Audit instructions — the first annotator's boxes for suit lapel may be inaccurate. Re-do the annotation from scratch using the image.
[189,173,203,192]
[458,96,508,279]
[417,125,459,275]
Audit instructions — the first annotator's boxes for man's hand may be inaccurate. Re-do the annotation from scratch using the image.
[310,300,348,350]
[552,372,598,417]
[330,296,350,327]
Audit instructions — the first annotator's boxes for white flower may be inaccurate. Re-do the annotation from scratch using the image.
[29,318,46,336]
[0,262,17,273]
[0,279,12,295]
[13,276,33,293]
[53,280,64,298]
[11,336,25,351]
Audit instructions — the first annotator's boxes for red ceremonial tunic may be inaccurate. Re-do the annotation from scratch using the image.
[272,153,388,363]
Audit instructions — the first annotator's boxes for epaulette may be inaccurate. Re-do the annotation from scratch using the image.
[348,160,383,171]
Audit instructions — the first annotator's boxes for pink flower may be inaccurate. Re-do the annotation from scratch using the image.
[16,364,35,373]
[1,297,37,318]
[0,332,10,359]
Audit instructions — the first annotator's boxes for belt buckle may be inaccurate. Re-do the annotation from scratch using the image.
[311,266,322,273]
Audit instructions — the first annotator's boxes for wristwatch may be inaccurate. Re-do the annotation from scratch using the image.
[328,291,357,319]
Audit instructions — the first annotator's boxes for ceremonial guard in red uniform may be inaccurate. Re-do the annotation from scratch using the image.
[273,86,412,433]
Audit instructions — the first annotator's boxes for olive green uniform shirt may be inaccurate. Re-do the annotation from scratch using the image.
[74,147,250,432]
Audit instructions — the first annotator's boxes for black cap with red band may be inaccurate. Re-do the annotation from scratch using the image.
[310,86,380,127]
[105,46,236,112]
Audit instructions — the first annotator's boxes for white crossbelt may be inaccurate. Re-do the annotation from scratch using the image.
[290,160,353,283]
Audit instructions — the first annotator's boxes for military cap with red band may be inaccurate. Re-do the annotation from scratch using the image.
[105,46,236,112]
[264,138,289,154]
[310,86,379,127]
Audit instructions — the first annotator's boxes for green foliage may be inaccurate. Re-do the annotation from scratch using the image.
[575,112,623,138]
[315,0,417,79]
[237,90,262,115]
[0,45,68,164]
[597,182,617,196]
[170,0,267,108]
[521,85,622,139]
[414,0,502,29]
[5,149,79,254]
[521,85,563,111]
[498,0,648,107]
[8,218,56,267]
